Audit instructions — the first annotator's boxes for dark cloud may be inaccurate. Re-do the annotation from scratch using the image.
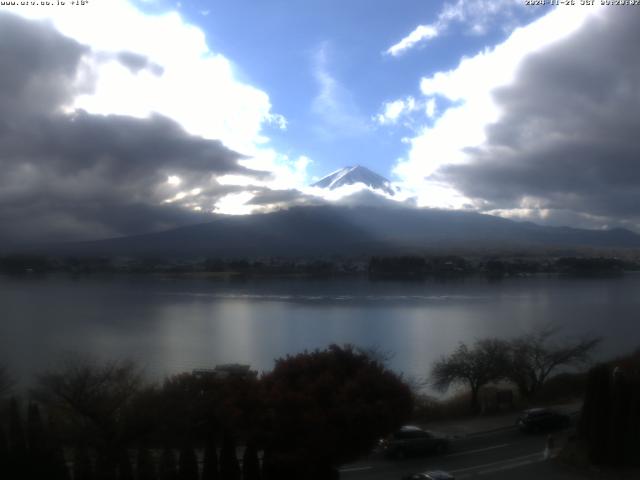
[0,13,264,243]
[247,188,324,208]
[0,13,86,118]
[116,51,164,76]
[440,9,640,230]
[246,187,415,213]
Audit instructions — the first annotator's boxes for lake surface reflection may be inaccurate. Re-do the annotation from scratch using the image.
[1,273,638,387]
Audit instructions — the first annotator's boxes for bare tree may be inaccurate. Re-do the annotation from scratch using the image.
[506,326,601,399]
[356,345,396,367]
[431,339,510,413]
[32,355,144,463]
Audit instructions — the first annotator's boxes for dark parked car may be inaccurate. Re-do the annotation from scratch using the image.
[516,408,571,433]
[379,426,450,459]
[402,470,455,480]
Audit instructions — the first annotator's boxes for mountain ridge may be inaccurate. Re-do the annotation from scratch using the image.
[31,204,640,258]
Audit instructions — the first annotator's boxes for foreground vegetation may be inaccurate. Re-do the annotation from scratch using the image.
[0,345,412,480]
[574,349,640,467]
[1,331,637,478]
[428,326,600,413]
[425,331,640,470]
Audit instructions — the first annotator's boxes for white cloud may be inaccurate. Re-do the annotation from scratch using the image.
[311,43,370,138]
[374,97,417,125]
[241,152,312,191]
[374,95,438,130]
[386,25,439,57]
[214,191,256,215]
[215,151,314,210]
[167,175,182,186]
[304,182,400,203]
[425,98,437,118]
[2,1,280,154]
[393,4,604,209]
[0,0,305,215]
[213,153,315,214]
[385,0,532,57]
[267,113,288,130]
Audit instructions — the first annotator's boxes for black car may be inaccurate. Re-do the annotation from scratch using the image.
[402,471,455,480]
[516,408,571,433]
[379,426,450,459]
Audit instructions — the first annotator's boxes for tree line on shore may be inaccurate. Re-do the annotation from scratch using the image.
[1,253,637,276]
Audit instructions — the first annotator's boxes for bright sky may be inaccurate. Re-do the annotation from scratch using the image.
[2,0,638,238]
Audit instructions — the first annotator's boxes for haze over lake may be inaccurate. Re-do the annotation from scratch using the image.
[2,273,638,388]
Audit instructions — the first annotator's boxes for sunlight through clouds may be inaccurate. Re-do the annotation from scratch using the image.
[0,0,310,216]
[392,4,604,210]
[1,0,630,237]
[214,191,256,215]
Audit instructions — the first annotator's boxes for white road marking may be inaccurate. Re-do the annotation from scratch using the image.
[339,465,373,473]
[445,443,510,458]
[476,457,543,476]
[457,456,545,478]
[450,451,543,474]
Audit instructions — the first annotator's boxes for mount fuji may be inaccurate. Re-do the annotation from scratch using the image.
[312,165,395,196]
[41,204,640,259]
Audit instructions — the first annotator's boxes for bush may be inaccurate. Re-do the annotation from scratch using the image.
[261,344,413,478]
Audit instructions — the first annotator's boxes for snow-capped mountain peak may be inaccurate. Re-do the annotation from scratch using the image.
[312,165,395,195]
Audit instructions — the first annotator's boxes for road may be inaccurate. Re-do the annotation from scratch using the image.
[339,426,574,480]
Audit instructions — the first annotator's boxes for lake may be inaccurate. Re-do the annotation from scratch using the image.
[1,273,638,388]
